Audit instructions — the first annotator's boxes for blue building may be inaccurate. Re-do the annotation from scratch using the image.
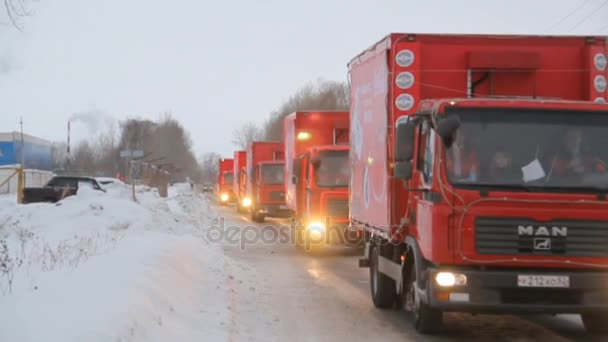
[0,132,53,171]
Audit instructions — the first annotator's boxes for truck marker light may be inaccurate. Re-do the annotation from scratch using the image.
[435,272,467,287]
[595,53,607,71]
[395,72,415,89]
[595,97,607,104]
[594,75,607,93]
[395,49,415,67]
[297,131,312,141]
[395,94,415,111]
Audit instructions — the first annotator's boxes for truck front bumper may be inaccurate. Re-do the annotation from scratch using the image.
[426,267,608,314]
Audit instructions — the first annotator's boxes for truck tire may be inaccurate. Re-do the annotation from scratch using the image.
[369,243,397,309]
[405,264,442,334]
[582,313,608,334]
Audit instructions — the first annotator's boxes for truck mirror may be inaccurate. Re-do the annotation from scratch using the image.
[292,175,298,184]
[395,121,416,162]
[394,161,413,181]
[292,158,302,177]
[436,115,461,140]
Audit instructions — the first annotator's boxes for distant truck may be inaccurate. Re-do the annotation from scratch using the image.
[245,141,288,222]
[22,176,105,204]
[350,33,608,334]
[233,150,248,213]
[217,158,234,205]
[283,111,354,247]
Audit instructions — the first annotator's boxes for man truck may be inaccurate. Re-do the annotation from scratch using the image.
[233,150,248,213]
[284,111,355,247]
[245,141,288,222]
[350,33,608,334]
[217,157,234,206]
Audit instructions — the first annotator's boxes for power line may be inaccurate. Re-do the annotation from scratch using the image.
[569,0,608,32]
[544,0,590,33]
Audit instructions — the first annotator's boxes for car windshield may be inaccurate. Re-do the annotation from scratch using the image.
[261,164,284,185]
[223,172,234,184]
[314,150,349,188]
[444,107,608,193]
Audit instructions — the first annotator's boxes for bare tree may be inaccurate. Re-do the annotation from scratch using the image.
[3,0,31,31]
[263,79,349,140]
[231,121,264,150]
[198,152,221,184]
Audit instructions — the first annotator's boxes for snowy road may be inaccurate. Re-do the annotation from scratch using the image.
[213,204,604,342]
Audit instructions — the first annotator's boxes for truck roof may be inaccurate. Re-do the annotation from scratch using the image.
[348,33,608,69]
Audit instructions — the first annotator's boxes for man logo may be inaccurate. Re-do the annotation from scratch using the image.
[517,225,568,237]
[534,238,552,251]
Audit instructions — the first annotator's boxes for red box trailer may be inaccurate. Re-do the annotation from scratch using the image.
[245,141,287,222]
[283,111,354,246]
[349,33,608,334]
[217,157,234,205]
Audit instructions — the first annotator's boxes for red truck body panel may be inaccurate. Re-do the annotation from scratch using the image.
[349,33,608,268]
[233,151,247,201]
[218,158,234,194]
[283,111,350,212]
[246,141,285,205]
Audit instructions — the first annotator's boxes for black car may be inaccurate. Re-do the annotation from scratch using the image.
[22,176,105,204]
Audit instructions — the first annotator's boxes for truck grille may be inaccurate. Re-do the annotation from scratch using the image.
[475,217,608,258]
[327,199,349,217]
[270,191,285,201]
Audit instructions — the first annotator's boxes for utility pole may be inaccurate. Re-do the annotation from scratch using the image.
[19,116,24,167]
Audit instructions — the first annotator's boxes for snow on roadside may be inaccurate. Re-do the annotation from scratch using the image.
[0,182,231,342]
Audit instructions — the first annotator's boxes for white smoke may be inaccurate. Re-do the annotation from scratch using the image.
[69,109,115,135]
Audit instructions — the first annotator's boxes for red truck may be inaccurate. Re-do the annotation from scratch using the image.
[217,157,234,205]
[245,141,288,222]
[350,33,608,334]
[233,150,248,213]
[283,111,354,247]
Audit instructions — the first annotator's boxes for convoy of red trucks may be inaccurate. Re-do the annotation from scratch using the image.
[217,158,234,205]
[349,33,608,334]
[233,150,248,213]
[245,141,288,222]
[283,111,354,246]
[212,33,608,335]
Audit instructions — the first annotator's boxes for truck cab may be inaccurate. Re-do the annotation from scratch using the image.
[250,160,289,221]
[245,141,286,222]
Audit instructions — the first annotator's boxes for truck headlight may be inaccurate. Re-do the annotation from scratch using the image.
[307,221,326,240]
[435,272,467,287]
[220,193,229,202]
[242,197,252,207]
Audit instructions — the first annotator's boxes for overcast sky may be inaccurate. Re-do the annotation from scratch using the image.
[0,0,606,157]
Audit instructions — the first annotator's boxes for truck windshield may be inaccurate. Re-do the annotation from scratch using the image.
[261,164,284,185]
[314,150,349,188]
[223,172,234,184]
[444,107,608,193]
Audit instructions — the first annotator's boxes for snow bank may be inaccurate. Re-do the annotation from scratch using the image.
[0,183,230,342]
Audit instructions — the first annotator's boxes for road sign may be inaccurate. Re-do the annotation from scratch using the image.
[120,149,144,158]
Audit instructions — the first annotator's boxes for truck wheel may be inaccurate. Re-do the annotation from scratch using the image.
[369,243,397,309]
[582,313,608,334]
[405,267,442,334]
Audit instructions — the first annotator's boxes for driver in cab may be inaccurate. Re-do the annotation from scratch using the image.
[547,127,607,178]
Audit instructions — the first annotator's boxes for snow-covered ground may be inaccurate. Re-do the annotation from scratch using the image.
[0,183,232,342]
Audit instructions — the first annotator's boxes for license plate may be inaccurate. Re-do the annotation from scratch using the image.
[517,275,570,288]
